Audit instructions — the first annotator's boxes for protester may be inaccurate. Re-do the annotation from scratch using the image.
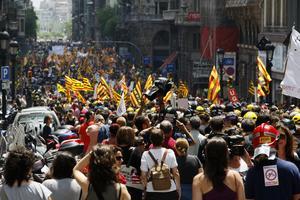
[42,115,53,141]
[192,137,245,200]
[102,123,120,145]
[73,144,131,200]
[245,123,300,200]
[0,146,52,200]
[78,111,94,153]
[141,128,181,200]
[187,116,206,156]
[176,138,202,200]
[43,152,81,200]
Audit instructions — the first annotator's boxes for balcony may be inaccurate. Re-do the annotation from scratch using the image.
[125,14,163,22]
[163,9,179,21]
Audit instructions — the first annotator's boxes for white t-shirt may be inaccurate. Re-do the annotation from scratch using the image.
[188,129,206,156]
[42,178,81,200]
[141,147,178,192]
[1,181,52,200]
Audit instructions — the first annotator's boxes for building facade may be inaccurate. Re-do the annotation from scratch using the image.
[225,0,300,103]
[0,0,33,40]
[36,0,72,35]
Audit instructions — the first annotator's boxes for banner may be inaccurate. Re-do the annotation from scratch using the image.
[228,88,239,103]
[281,28,300,98]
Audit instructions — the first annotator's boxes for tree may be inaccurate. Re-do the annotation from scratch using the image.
[97,7,119,40]
[64,20,72,39]
[25,8,38,39]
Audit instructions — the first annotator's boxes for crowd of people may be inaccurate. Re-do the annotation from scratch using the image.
[1,44,300,200]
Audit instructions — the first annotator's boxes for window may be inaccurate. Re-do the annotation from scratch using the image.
[193,33,200,50]
[264,0,287,27]
[159,2,168,15]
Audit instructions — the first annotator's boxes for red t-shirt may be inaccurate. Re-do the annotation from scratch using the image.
[149,137,177,155]
[79,121,94,152]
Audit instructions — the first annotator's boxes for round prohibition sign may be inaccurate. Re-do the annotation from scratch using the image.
[265,169,277,181]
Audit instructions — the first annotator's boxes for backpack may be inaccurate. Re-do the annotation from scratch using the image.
[148,149,172,190]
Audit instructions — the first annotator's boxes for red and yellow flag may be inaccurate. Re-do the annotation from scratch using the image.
[144,75,153,91]
[257,56,271,96]
[130,81,142,107]
[207,66,220,104]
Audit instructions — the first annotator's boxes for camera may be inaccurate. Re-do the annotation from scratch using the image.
[226,135,245,156]
[144,77,173,101]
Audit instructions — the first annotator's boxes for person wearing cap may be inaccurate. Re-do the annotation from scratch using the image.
[245,123,300,200]
[176,138,202,200]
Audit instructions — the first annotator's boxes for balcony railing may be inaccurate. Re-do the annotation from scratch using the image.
[125,14,163,22]
[162,9,179,20]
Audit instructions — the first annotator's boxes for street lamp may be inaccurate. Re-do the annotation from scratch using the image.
[0,31,10,119]
[9,40,19,101]
[216,48,225,99]
[256,36,275,103]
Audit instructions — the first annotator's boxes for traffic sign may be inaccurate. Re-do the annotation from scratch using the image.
[1,66,10,81]
[167,64,175,73]
[2,82,10,90]
[143,56,151,65]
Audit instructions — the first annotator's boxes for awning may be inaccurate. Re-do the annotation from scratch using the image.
[160,51,178,69]
[225,0,257,8]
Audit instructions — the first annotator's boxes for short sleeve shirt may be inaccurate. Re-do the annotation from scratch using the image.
[245,158,300,200]
[42,178,81,200]
[1,181,52,200]
[141,147,178,192]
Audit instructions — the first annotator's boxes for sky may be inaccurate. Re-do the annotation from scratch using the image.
[31,0,42,8]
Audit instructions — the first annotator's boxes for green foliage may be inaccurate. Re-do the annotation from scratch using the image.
[64,20,72,39]
[97,7,119,39]
[25,8,38,38]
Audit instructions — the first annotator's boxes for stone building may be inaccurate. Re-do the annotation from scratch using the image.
[225,0,300,103]
[0,0,33,40]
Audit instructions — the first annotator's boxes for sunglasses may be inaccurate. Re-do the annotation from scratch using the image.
[279,134,286,140]
[116,156,123,161]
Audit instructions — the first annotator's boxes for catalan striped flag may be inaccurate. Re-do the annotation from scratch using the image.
[248,80,266,97]
[207,66,220,104]
[96,83,108,100]
[144,75,153,91]
[65,75,73,90]
[257,56,272,82]
[163,90,173,102]
[57,83,66,94]
[74,91,86,104]
[130,81,142,107]
[82,77,93,91]
[257,56,271,95]
[100,77,110,92]
[248,81,255,95]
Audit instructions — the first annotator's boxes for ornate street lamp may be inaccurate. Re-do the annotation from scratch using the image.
[256,36,275,103]
[216,48,225,99]
[0,31,10,119]
[9,40,19,101]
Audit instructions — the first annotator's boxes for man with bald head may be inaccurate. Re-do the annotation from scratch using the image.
[159,120,177,153]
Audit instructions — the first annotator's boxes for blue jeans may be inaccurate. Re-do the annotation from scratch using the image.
[181,184,192,200]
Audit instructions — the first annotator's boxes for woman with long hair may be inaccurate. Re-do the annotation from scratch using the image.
[192,137,245,200]
[43,152,81,200]
[73,144,131,200]
[277,123,300,170]
[0,146,52,200]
